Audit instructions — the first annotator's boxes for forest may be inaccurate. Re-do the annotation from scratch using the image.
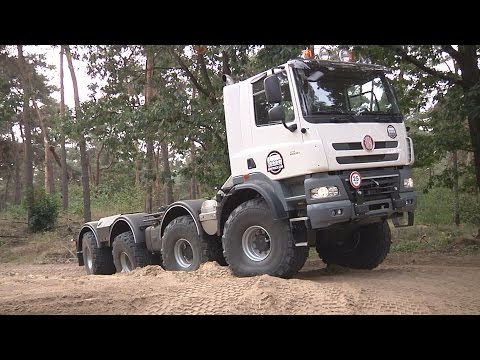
[0,45,479,239]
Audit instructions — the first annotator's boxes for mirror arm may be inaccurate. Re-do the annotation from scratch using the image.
[282,119,297,132]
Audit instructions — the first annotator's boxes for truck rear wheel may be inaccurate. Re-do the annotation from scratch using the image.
[207,236,228,266]
[292,246,309,274]
[112,231,152,273]
[161,216,209,271]
[82,231,115,275]
[316,220,391,270]
[222,198,298,278]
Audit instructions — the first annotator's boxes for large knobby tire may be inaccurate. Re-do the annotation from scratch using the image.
[161,216,209,271]
[206,235,228,266]
[222,198,298,278]
[316,221,391,270]
[82,231,115,275]
[292,246,310,274]
[112,231,153,273]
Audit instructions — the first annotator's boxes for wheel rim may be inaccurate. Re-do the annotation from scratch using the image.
[174,238,194,268]
[242,225,271,262]
[119,251,134,272]
[84,245,93,270]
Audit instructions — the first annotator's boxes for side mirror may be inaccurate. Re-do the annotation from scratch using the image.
[264,74,282,104]
[268,104,285,123]
[268,105,297,132]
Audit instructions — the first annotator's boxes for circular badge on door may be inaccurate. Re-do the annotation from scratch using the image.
[387,125,397,139]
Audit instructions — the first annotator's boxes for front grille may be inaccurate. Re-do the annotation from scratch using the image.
[359,176,398,201]
[332,141,398,150]
[332,142,362,150]
[339,170,400,203]
[336,154,399,164]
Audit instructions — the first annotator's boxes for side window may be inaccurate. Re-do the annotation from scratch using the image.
[253,71,294,127]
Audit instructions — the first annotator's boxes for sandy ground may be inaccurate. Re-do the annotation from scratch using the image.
[0,252,479,315]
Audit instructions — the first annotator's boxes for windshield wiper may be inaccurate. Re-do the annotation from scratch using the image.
[359,109,400,122]
[311,109,357,122]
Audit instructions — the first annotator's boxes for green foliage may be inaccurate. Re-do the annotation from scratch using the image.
[24,188,60,232]
[410,85,471,168]
[69,182,144,219]
[252,45,306,72]
[413,167,480,226]
[415,186,457,225]
[6,204,27,219]
[68,185,85,217]
[459,193,480,225]
[391,240,423,252]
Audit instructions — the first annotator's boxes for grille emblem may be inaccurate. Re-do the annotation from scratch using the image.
[363,135,374,151]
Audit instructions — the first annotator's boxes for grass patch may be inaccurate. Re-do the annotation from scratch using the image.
[0,211,80,264]
[390,222,479,253]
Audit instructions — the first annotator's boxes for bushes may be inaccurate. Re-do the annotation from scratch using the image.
[68,183,145,219]
[414,185,480,226]
[25,188,60,232]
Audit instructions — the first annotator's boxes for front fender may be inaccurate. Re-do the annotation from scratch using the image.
[107,213,149,246]
[231,180,287,220]
[77,221,99,266]
[160,200,205,238]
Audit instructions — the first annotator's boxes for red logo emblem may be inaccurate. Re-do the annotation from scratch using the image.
[363,135,374,151]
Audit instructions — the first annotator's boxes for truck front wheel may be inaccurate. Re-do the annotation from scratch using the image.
[161,216,208,271]
[316,220,391,270]
[222,198,298,278]
[82,231,115,275]
[112,231,152,273]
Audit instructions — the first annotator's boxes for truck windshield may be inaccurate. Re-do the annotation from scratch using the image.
[293,65,402,123]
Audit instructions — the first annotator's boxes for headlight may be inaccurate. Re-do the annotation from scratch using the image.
[311,186,339,199]
[403,177,414,188]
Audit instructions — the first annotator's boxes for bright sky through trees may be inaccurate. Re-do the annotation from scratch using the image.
[25,45,95,109]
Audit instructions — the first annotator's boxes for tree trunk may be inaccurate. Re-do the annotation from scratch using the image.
[3,172,11,208]
[10,126,22,205]
[196,46,215,98]
[467,114,480,192]
[32,100,55,194]
[13,149,22,205]
[222,50,231,76]
[190,141,197,199]
[95,141,105,187]
[456,45,480,191]
[160,140,174,204]
[154,146,161,205]
[88,153,94,185]
[453,150,460,226]
[16,45,34,220]
[134,141,142,190]
[65,45,91,222]
[145,141,154,212]
[144,49,154,213]
[189,87,197,199]
[60,46,69,210]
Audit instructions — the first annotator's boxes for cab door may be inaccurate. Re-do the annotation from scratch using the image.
[248,69,305,180]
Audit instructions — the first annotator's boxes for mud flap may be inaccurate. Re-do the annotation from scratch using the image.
[392,212,414,228]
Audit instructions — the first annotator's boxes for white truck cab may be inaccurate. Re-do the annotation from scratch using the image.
[224,59,414,179]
